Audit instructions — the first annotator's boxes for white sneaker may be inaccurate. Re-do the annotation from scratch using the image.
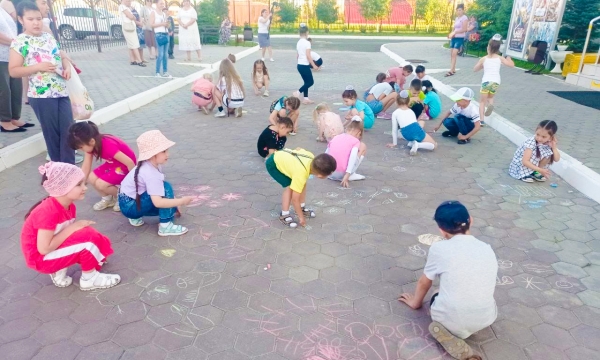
[49,268,72,288]
[261,57,265,61]
[113,202,121,212]
[93,197,116,211]
[263,90,269,97]
[129,218,144,227]
[155,73,161,77]
[46,153,50,161]
[215,110,226,118]
[410,141,419,156]
[162,72,172,78]
[235,107,243,118]
[158,222,189,236]
[270,58,275,62]
[407,141,414,148]
[348,173,366,181]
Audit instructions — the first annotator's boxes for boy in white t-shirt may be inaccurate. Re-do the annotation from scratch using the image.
[434,87,481,144]
[365,73,397,118]
[307,38,322,69]
[398,201,498,359]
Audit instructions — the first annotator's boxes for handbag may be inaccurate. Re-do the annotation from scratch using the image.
[66,64,94,120]
[156,32,168,46]
[123,19,136,32]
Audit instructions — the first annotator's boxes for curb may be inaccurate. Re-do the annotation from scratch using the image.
[380,43,600,205]
[270,34,447,41]
[0,45,260,173]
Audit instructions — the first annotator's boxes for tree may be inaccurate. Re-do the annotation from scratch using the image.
[421,0,445,32]
[277,0,300,25]
[558,0,600,52]
[197,0,230,25]
[469,0,512,42]
[315,0,338,30]
[359,0,391,32]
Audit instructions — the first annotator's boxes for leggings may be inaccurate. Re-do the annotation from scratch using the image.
[297,64,314,97]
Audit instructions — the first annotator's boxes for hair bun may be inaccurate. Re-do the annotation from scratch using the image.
[345,85,354,91]
[492,34,502,41]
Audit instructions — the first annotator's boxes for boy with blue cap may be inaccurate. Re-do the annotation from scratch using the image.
[434,87,481,144]
[398,201,497,359]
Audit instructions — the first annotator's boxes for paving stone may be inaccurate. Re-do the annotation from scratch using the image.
[571,324,600,352]
[524,343,568,360]
[354,296,391,319]
[188,305,225,331]
[305,254,335,270]
[302,279,336,299]
[270,279,303,298]
[194,326,236,354]
[552,262,589,279]
[166,346,208,360]
[235,329,276,357]
[564,347,600,360]
[35,319,79,346]
[34,298,79,322]
[220,307,261,333]
[235,275,271,295]
[335,253,364,270]
[531,323,578,350]
[248,292,284,314]
[537,305,581,329]
[320,243,348,257]
[292,242,320,256]
[349,243,378,257]
[120,344,167,360]
[75,341,124,360]
[107,301,148,325]
[382,267,415,286]
[317,296,353,318]
[276,252,305,268]
[482,339,528,360]
[492,319,536,346]
[0,337,42,360]
[0,316,41,343]
[32,340,82,360]
[578,290,600,309]
[499,303,543,327]
[283,294,318,316]
[320,266,351,283]
[336,280,370,300]
[211,289,249,311]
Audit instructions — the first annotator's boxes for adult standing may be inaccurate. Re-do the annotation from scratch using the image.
[0,0,15,21]
[177,0,201,62]
[141,0,156,60]
[131,1,147,63]
[446,4,468,77]
[461,15,479,55]
[219,16,231,45]
[0,6,25,134]
[150,0,170,77]
[119,0,145,66]
[257,9,273,62]
[293,24,318,105]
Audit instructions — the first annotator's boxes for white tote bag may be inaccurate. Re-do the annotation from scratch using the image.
[66,64,94,120]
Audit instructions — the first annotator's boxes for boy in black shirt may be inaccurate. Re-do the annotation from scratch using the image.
[257,117,293,158]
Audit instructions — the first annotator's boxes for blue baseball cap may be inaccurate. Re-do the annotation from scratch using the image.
[434,201,471,233]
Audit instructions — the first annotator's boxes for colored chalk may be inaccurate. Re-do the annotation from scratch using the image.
[332,102,343,105]
[339,107,350,111]
[267,263,271,269]
[550,183,558,188]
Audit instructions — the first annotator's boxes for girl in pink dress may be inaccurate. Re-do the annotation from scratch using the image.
[191,73,215,114]
[67,121,137,212]
[326,117,367,188]
[313,102,344,142]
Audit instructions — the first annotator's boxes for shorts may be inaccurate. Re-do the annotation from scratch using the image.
[450,38,464,49]
[192,92,212,107]
[222,93,244,109]
[367,99,384,114]
[480,81,500,95]
[400,122,426,142]
[258,33,270,48]
[314,58,323,67]
[93,162,129,185]
[266,154,292,188]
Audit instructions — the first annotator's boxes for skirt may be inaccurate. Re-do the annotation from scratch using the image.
[93,162,129,185]
[144,30,156,47]
[258,33,270,48]
[123,28,140,49]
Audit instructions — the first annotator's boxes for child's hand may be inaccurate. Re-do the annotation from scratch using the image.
[340,177,350,188]
[458,134,467,140]
[62,66,71,80]
[386,143,397,148]
[37,62,56,73]
[73,220,95,230]
[433,124,441,132]
[549,137,558,148]
[179,196,194,206]
[398,293,421,310]
[539,169,551,178]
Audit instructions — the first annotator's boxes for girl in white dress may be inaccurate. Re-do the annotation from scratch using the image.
[177,0,201,61]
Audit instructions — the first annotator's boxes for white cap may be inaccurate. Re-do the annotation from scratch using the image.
[450,87,475,102]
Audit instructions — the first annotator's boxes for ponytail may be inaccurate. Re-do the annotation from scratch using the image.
[134,161,144,210]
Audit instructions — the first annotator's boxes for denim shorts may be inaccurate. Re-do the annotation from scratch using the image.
[367,99,384,114]
[400,122,426,142]
[450,38,465,49]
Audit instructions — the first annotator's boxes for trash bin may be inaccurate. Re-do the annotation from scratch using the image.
[243,26,253,41]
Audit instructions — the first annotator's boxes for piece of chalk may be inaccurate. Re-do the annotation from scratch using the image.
[267,264,271,269]
[550,183,558,188]
[264,267,268,270]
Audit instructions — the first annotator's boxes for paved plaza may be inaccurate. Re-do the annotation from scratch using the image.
[0,39,599,360]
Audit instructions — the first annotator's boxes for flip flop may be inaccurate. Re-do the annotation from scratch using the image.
[444,72,455,77]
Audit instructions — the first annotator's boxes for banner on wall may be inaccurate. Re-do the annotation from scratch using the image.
[505,0,567,60]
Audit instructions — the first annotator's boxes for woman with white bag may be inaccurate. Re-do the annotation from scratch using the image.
[119,0,145,66]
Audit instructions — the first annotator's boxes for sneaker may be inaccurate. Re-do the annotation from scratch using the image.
[457,139,470,145]
[162,73,172,78]
[520,176,534,183]
[46,153,50,161]
[215,110,226,118]
[129,218,144,227]
[263,90,269,97]
[113,202,121,212]
[302,98,314,105]
[485,104,494,116]
[261,57,265,61]
[293,90,301,98]
[480,121,486,126]
[348,173,366,181]
[410,141,419,156]
[158,222,189,237]
[168,55,175,59]
[75,152,84,164]
[155,73,161,77]
[289,132,297,136]
[235,107,243,118]
[429,321,473,359]
[93,197,116,211]
[442,131,455,137]
[80,271,121,291]
[531,171,547,182]
[269,58,274,62]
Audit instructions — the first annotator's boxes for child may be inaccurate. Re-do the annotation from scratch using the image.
[474,34,515,121]
[434,87,481,144]
[398,201,497,359]
[67,121,137,212]
[118,130,193,236]
[366,73,397,119]
[509,120,559,183]
[408,79,426,119]
[21,162,121,291]
[386,90,436,156]
[191,73,215,115]
[293,24,318,105]
[342,86,374,130]
[313,103,343,142]
[326,116,367,188]
[251,59,270,97]
[422,80,442,120]
[385,64,413,92]
[269,95,301,135]
[227,53,236,63]
[265,149,336,228]
[257,116,293,159]
[9,2,75,164]
[307,38,322,69]
[415,65,431,82]
[214,58,245,118]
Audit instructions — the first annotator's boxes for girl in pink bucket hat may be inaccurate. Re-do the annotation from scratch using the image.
[118,130,193,236]
[21,162,121,291]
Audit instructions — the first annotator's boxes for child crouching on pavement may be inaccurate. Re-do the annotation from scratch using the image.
[191,73,215,115]
[266,148,336,228]
[257,116,294,159]
[434,87,481,144]
[326,116,367,188]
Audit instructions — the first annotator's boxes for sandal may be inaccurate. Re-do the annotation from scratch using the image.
[444,71,455,77]
[158,222,189,237]
[130,62,137,65]
[302,207,316,218]
[50,268,72,288]
[138,62,147,67]
[279,214,298,228]
[80,271,121,291]
[93,197,116,211]
[428,321,473,359]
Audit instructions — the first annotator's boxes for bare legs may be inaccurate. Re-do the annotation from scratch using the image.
[450,48,458,74]
[88,173,119,198]
[129,49,142,63]
[381,93,398,112]
[196,49,202,61]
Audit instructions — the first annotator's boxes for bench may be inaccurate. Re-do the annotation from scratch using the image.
[198,25,220,44]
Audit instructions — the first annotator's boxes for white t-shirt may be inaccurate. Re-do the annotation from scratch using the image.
[296,38,311,65]
[391,108,417,145]
[450,102,480,123]
[311,51,321,61]
[417,74,431,82]
[424,235,498,339]
[369,82,393,99]
[257,16,270,33]
[482,57,502,84]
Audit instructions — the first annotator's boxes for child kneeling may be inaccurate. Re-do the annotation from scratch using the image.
[509,120,560,183]
[327,116,367,188]
[118,130,193,236]
[266,149,336,228]
[257,117,293,158]
[21,162,120,291]
[434,87,481,144]
[191,73,215,115]
[387,90,436,155]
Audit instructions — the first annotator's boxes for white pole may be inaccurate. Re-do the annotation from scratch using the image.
[578,16,600,75]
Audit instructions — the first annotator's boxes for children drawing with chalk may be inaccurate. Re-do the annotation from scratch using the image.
[384,64,413,92]
[342,86,374,130]
[67,121,137,212]
[408,79,426,119]
[21,162,121,291]
[474,34,514,122]
[415,65,431,82]
[327,116,367,187]
[422,80,442,120]
[265,149,336,228]
[214,58,245,118]
[118,130,193,236]
[191,73,215,115]
[387,90,436,155]
[251,59,270,97]
[257,116,293,159]
[509,120,559,183]
[366,73,397,119]
[434,87,481,145]
[313,102,344,142]
[269,95,301,135]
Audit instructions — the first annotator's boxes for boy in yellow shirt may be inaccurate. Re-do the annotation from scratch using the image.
[266,148,336,228]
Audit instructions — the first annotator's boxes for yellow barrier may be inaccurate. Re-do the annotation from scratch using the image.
[562,53,599,77]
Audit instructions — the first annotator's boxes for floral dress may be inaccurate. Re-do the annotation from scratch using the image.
[219,19,231,45]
